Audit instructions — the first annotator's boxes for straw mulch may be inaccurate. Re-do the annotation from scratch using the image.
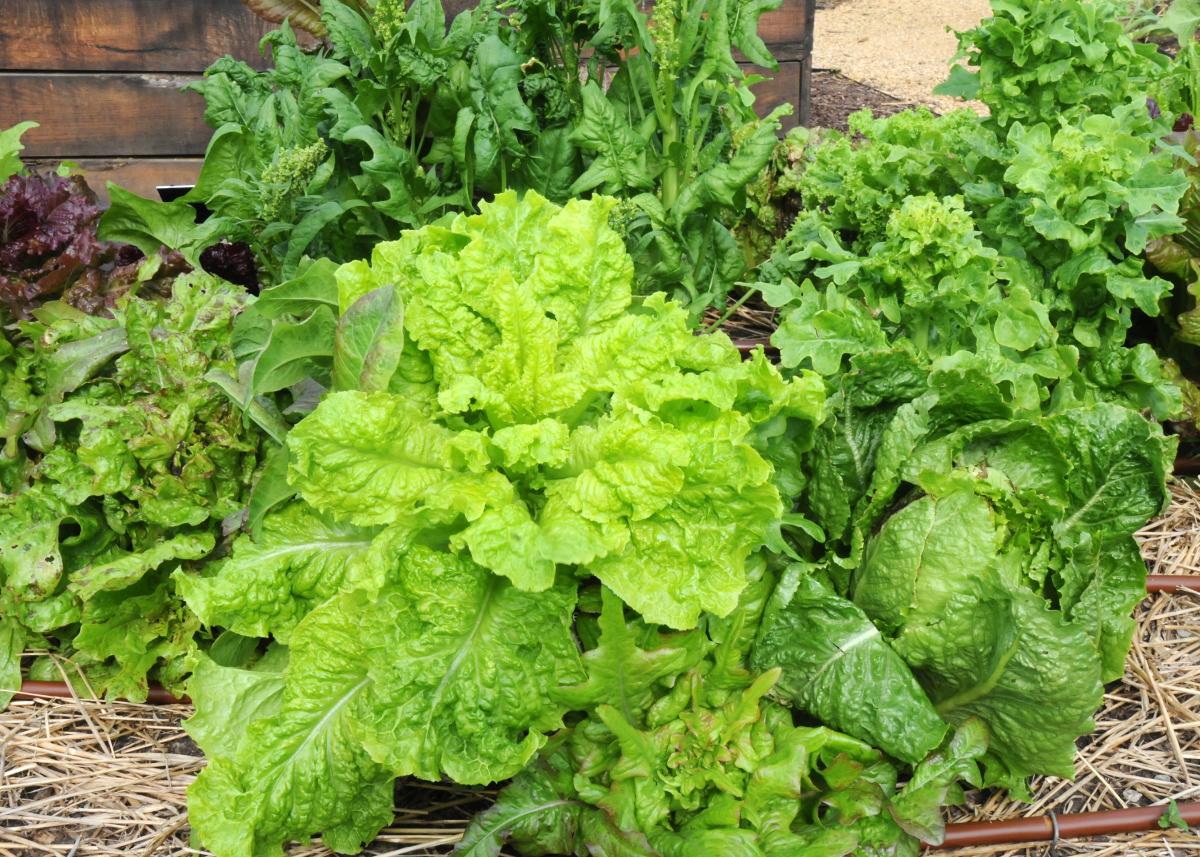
[4,485,1200,857]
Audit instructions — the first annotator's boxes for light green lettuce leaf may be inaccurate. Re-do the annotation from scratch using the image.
[187,595,395,857]
[287,390,462,526]
[355,548,583,783]
[184,652,287,762]
[174,503,390,642]
[189,547,582,857]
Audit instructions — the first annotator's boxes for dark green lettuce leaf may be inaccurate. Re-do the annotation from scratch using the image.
[852,486,1103,791]
[752,566,947,765]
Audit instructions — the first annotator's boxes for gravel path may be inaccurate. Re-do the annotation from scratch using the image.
[813,0,992,112]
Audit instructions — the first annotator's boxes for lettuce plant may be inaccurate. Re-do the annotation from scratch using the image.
[177,191,824,855]
[0,124,184,321]
[464,571,988,857]
[747,3,1182,790]
[935,0,1169,129]
[0,275,263,707]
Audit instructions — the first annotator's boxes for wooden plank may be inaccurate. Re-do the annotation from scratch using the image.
[26,158,205,205]
[0,0,276,72]
[0,0,811,72]
[798,53,811,127]
[752,60,803,130]
[0,73,209,158]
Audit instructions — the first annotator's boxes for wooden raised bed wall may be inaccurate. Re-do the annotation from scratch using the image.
[0,0,814,200]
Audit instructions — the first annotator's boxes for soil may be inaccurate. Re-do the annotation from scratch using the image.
[808,68,907,130]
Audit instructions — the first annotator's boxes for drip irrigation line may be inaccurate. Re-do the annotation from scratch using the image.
[1147,574,1200,592]
[1176,457,1200,476]
[930,800,1200,849]
[13,680,187,705]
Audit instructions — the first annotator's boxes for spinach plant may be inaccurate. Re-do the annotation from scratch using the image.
[100,0,788,315]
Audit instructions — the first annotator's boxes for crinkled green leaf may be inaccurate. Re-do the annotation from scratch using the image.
[175,503,389,642]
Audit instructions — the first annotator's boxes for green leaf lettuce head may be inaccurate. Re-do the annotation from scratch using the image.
[185,547,585,857]
[196,190,825,632]
[181,190,824,857]
[936,0,1171,130]
[782,393,1171,792]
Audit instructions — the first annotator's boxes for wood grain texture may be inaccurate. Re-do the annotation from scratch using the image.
[1,0,811,72]
[1,73,210,157]
[0,0,277,72]
[755,60,803,130]
[26,158,205,204]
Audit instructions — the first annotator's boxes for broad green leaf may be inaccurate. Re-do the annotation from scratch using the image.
[855,489,1103,788]
[251,257,340,320]
[0,120,37,183]
[354,549,584,782]
[467,35,534,181]
[729,0,784,69]
[753,567,948,764]
[70,532,215,600]
[933,64,980,100]
[568,83,656,195]
[332,284,406,392]
[246,306,338,396]
[187,594,395,857]
[1162,0,1200,42]
[184,653,286,762]
[98,185,215,266]
[287,390,460,526]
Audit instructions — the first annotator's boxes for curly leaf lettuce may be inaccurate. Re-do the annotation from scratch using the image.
[281,191,823,628]
[463,572,986,857]
[0,275,262,702]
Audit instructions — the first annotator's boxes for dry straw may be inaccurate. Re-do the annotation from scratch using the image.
[4,484,1200,856]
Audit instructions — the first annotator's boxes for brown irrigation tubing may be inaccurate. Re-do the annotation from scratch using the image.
[1177,456,1200,476]
[932,801,1200,849]
[13,680,187,705]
